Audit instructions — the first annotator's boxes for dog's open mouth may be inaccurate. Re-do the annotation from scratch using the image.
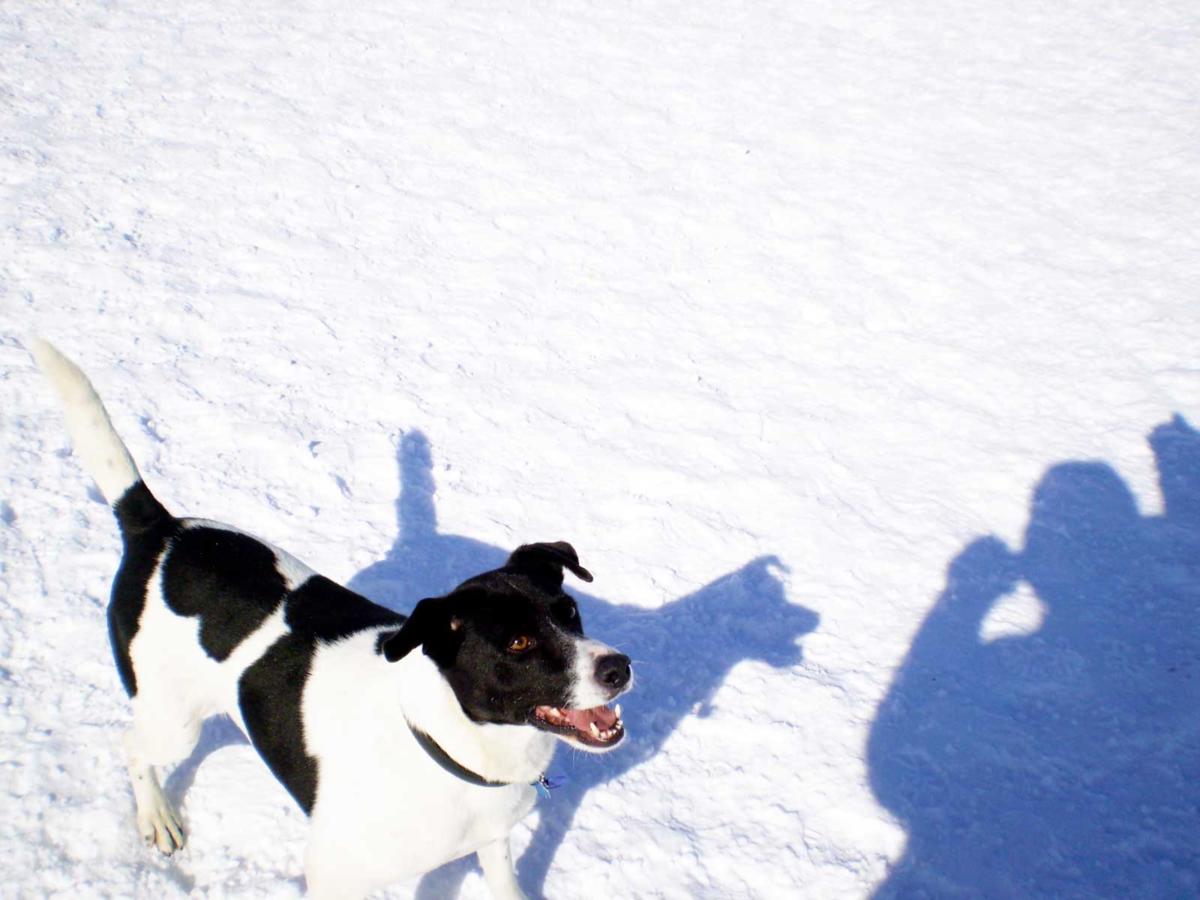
[531,703,625,748]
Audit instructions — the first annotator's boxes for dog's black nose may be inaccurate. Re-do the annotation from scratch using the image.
[596,653,631,690]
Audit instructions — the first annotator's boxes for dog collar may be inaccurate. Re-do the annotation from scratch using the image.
[406,721,565,798]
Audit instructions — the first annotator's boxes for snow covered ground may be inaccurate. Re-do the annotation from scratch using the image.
[2,0,1198,897]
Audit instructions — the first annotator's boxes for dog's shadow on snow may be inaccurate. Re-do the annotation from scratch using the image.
[345,431,819,899]
[163,716,249,806]
[868,415,1200,897]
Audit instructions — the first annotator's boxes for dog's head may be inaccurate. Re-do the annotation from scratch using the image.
[381,542,631,752]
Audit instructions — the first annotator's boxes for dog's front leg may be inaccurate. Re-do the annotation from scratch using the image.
[478,836,529,900]
[123,730,186,854]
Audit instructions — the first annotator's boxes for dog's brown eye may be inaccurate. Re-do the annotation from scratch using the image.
[508,635,535,653]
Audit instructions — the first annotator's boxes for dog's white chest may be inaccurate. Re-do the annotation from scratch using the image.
[311,753,537,883]
[299,632,546,892]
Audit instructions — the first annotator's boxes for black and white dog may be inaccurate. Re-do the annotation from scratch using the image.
[33,340,632,899]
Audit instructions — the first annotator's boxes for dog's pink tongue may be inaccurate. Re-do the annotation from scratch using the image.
[563,705,618,731]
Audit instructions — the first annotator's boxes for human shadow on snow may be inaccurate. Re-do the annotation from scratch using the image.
[869,416,1200,898]
[346,431,820,899]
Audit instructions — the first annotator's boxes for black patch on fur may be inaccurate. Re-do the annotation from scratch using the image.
[379,594,464,664]
[285,575,405,640]
[109,481,175,696]
[238,578,406,814]
[161,526,289,660]
[237,634,321,812]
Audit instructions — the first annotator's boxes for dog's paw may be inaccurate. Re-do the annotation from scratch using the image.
[137,800,186,855]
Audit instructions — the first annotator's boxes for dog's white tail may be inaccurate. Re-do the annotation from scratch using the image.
[31,338,142,505]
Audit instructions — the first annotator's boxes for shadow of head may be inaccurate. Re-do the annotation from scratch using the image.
[608,555,816,667]
[1022,461,1140,579]
[558,554,819,749]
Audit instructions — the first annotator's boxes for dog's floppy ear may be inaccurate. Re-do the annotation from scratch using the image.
[381,597,463,663]
[505,541,594,589]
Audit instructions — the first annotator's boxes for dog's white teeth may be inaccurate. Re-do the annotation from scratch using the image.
[589,722,601,738]
[615,704,622,719]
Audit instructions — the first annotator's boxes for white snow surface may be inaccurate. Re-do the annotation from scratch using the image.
[3,0,1199,897]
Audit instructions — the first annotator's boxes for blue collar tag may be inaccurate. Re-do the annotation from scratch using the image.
[534,773,568,799]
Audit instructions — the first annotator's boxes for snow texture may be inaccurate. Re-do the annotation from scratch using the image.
[2,0,1198,897]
